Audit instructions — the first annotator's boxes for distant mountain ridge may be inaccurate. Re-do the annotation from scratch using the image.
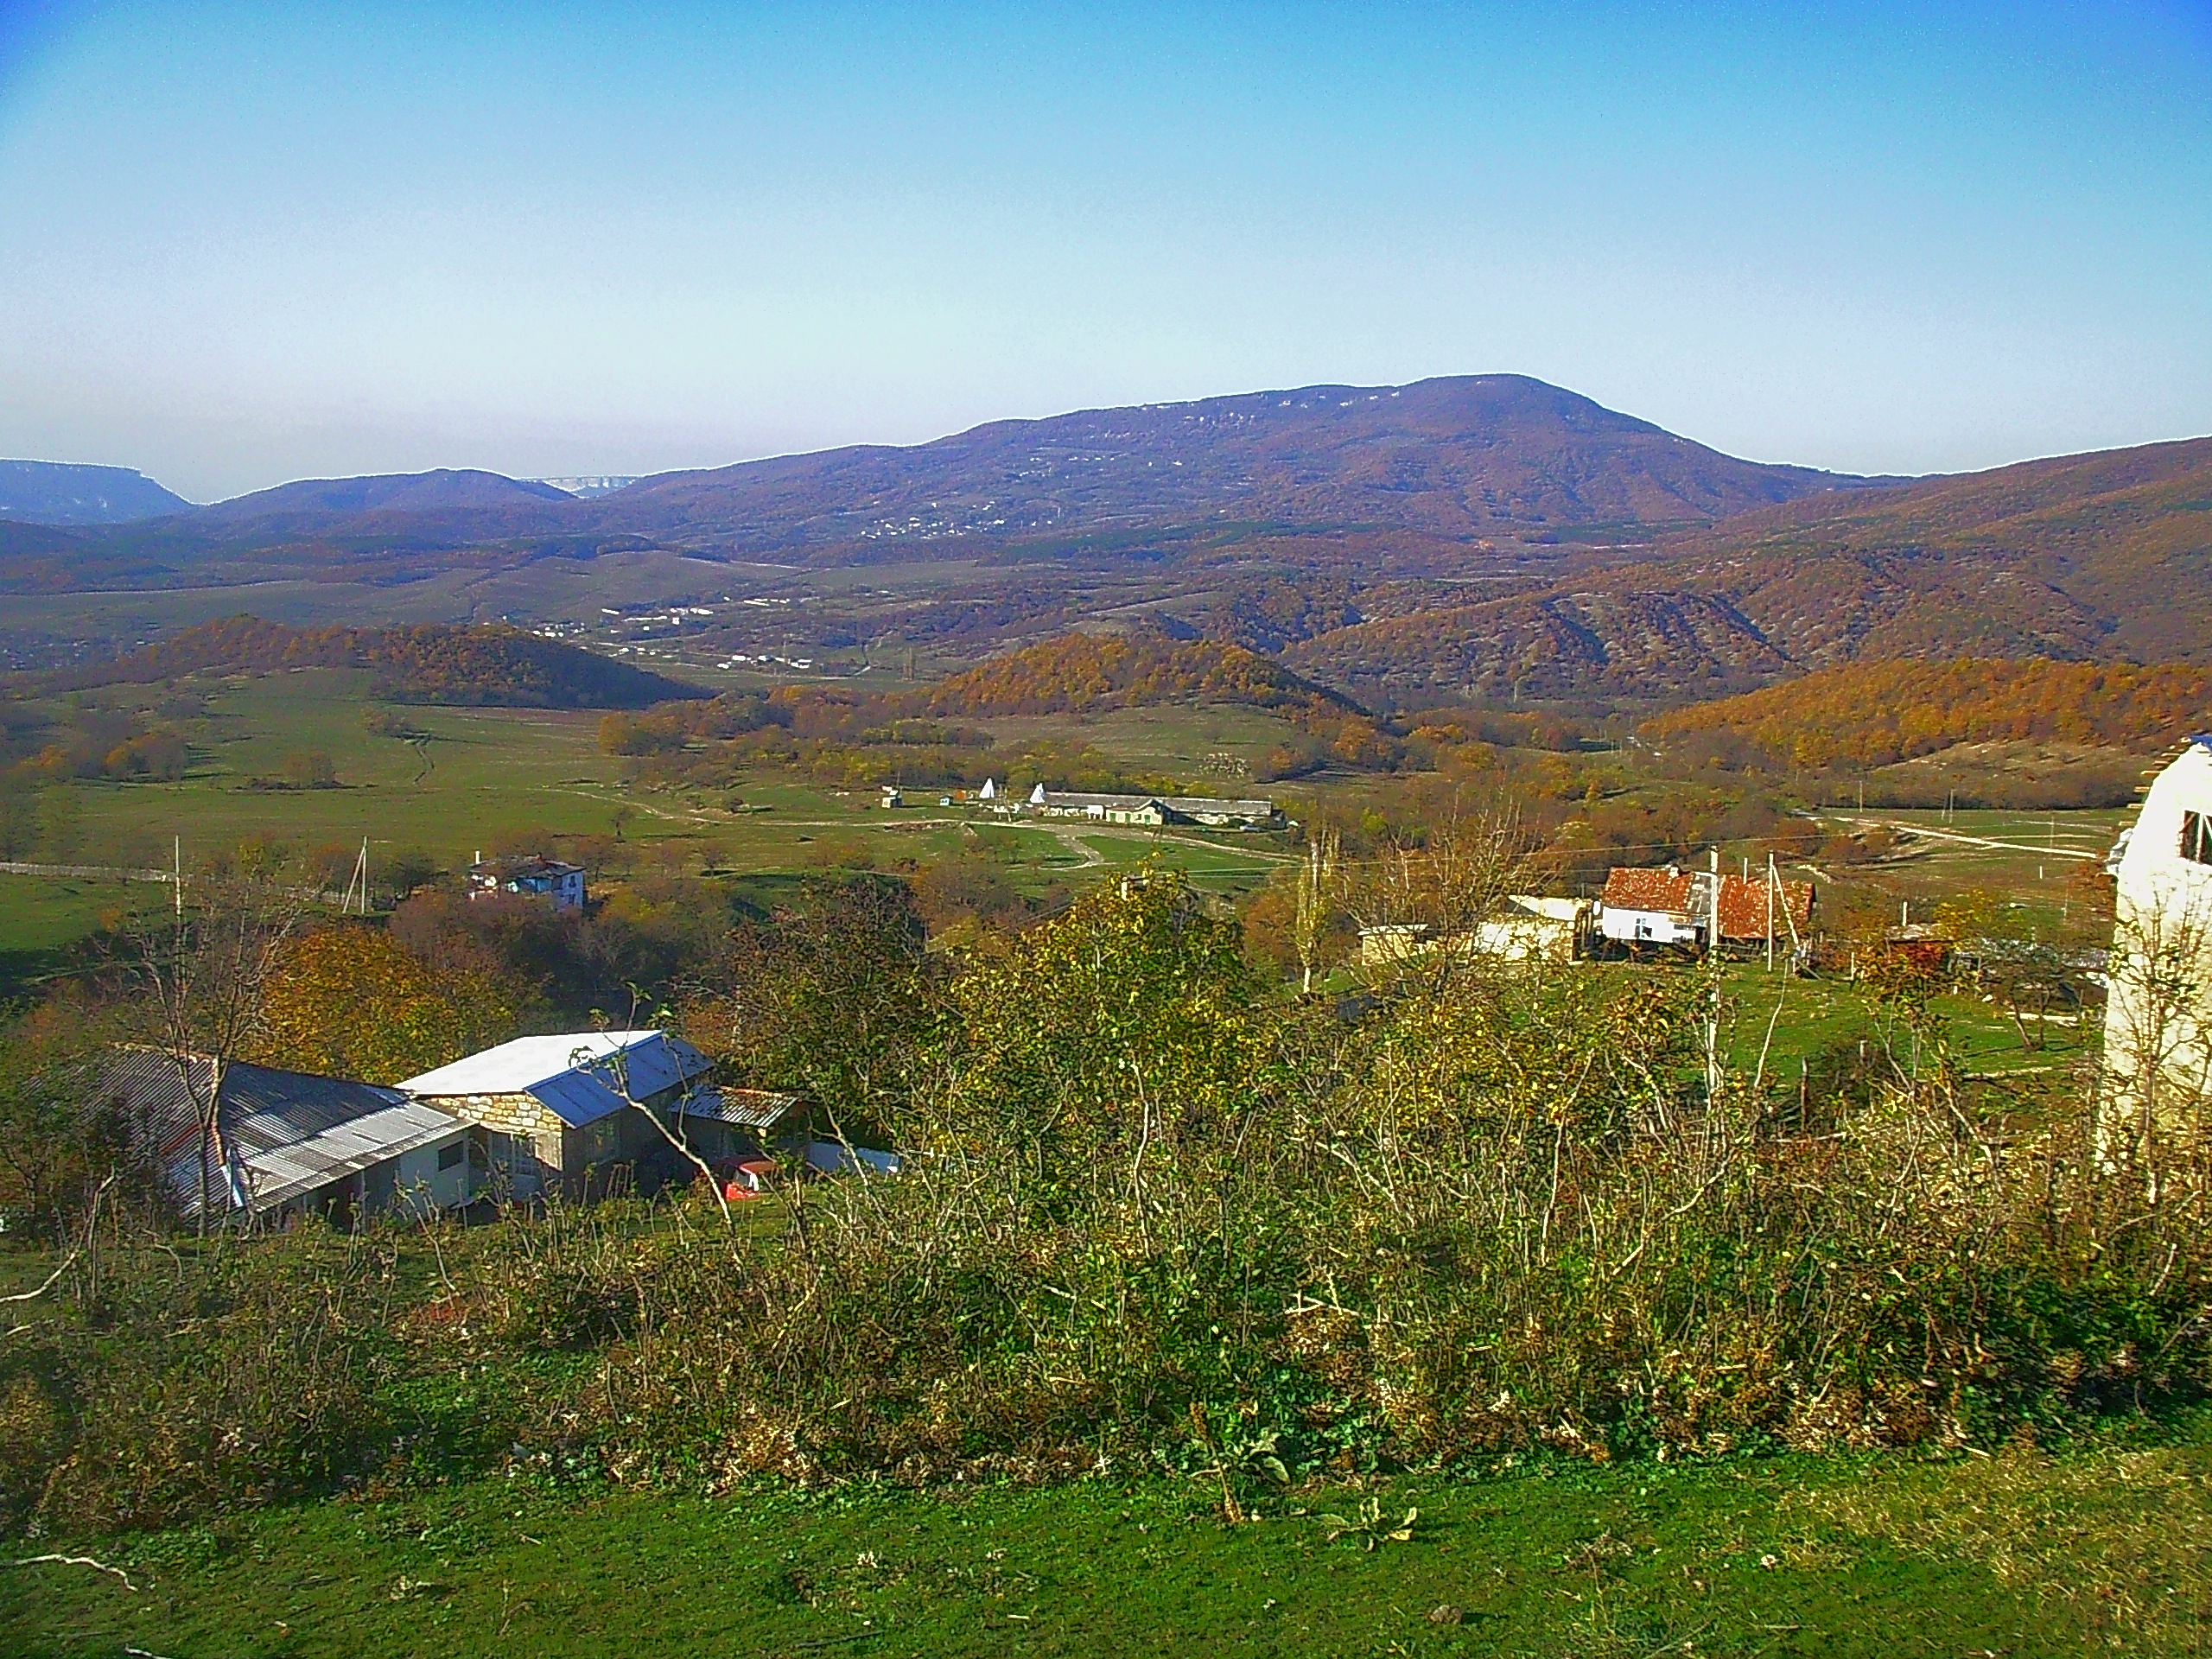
[8,381,2209,715]
[588,375,1888,550]
[0,460,193,525]
[187,468,576,534]
[0,376,1891,574]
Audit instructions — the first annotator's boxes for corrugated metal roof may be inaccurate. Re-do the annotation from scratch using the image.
[671,1087,799,1129]
[397,1030,706,1099]
[94,1049,465,1219]
[240,1099,468,1212]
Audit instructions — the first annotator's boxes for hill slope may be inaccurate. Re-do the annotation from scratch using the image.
[1640,658,2212,769]
[43,616,707,709]
[0,460,193,525]
[1286,437,2212,702]
[915,628,1357,720]
[188,468,577,537]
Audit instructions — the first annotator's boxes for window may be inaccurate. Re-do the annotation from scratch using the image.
[2184,812,2212,867]
[437,1142,465,1171]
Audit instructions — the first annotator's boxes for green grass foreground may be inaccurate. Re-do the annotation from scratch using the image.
[8,1426,2209,1657]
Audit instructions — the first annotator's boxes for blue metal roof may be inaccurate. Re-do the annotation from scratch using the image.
[514,1033,714,1128]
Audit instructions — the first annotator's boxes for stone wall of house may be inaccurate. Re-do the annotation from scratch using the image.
[429,1091,549,1136]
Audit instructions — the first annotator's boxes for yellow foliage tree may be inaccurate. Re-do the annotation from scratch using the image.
[251,924,523,1084]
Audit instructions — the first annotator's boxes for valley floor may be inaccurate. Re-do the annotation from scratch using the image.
[8,1422,2208,1657]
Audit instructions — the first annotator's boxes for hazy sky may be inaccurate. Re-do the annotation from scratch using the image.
[1,1,2208,501]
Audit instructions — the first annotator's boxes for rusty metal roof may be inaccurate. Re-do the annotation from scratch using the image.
[1601,868,1814,940]
[1714,874,1815,941]
[1601,867,1695,914]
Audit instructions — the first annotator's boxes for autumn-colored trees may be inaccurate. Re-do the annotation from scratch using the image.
[251,924,524,1085]
[42,617,706,710]
[915,629,1351,720]
[1643,658,2212,772]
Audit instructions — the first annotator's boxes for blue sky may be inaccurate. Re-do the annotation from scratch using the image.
[1,1,2207,500]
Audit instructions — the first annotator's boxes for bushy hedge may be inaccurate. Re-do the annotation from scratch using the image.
[4,872,2209,1535]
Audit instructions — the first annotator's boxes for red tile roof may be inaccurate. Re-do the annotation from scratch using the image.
[1601,867,1695,914]
[1714,874,1814,942]
[1601,867,1814,941]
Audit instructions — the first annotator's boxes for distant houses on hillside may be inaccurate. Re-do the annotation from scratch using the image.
[1357,862,1815,969]
[467,854,588,911]
[967,781,1281,830]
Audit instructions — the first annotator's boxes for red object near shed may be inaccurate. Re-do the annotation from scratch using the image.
[721,1158,779,1201]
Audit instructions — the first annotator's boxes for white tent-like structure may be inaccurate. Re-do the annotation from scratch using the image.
[2104,737,2212,1138]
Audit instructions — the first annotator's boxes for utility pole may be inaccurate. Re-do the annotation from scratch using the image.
[340,836,369,914]
[1704,849,1723,1101]
[1765,850,1777,972]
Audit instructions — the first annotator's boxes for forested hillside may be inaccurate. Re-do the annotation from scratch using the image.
[42,617,707,709]
[1290,436,2212,701]
[1641,658,2212,769]
[917,629,1356,719]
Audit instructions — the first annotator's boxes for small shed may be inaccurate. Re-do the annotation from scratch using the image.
[1358,923,1437,967]
[96,1049,476,1228]
[397,1030,716,1199]
[665,1084,804,1167]
[1473,895,1596,962]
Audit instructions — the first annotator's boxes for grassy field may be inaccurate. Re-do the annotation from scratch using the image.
[5,670,1293,899]
[0,874,168,999]
[0,667,2131,1086]
[6,1423,2205,1657]
[1699,959,2083,1078]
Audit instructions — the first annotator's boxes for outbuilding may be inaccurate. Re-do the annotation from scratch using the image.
[468,855,588,911]
[96,1049,477,1228]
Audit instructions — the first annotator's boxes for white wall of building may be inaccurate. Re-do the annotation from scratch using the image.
[2105,741,2212,1123]
[388,1133,477,1216]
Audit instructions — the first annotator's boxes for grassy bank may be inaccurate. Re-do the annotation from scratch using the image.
[7,1422,2207,1657]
